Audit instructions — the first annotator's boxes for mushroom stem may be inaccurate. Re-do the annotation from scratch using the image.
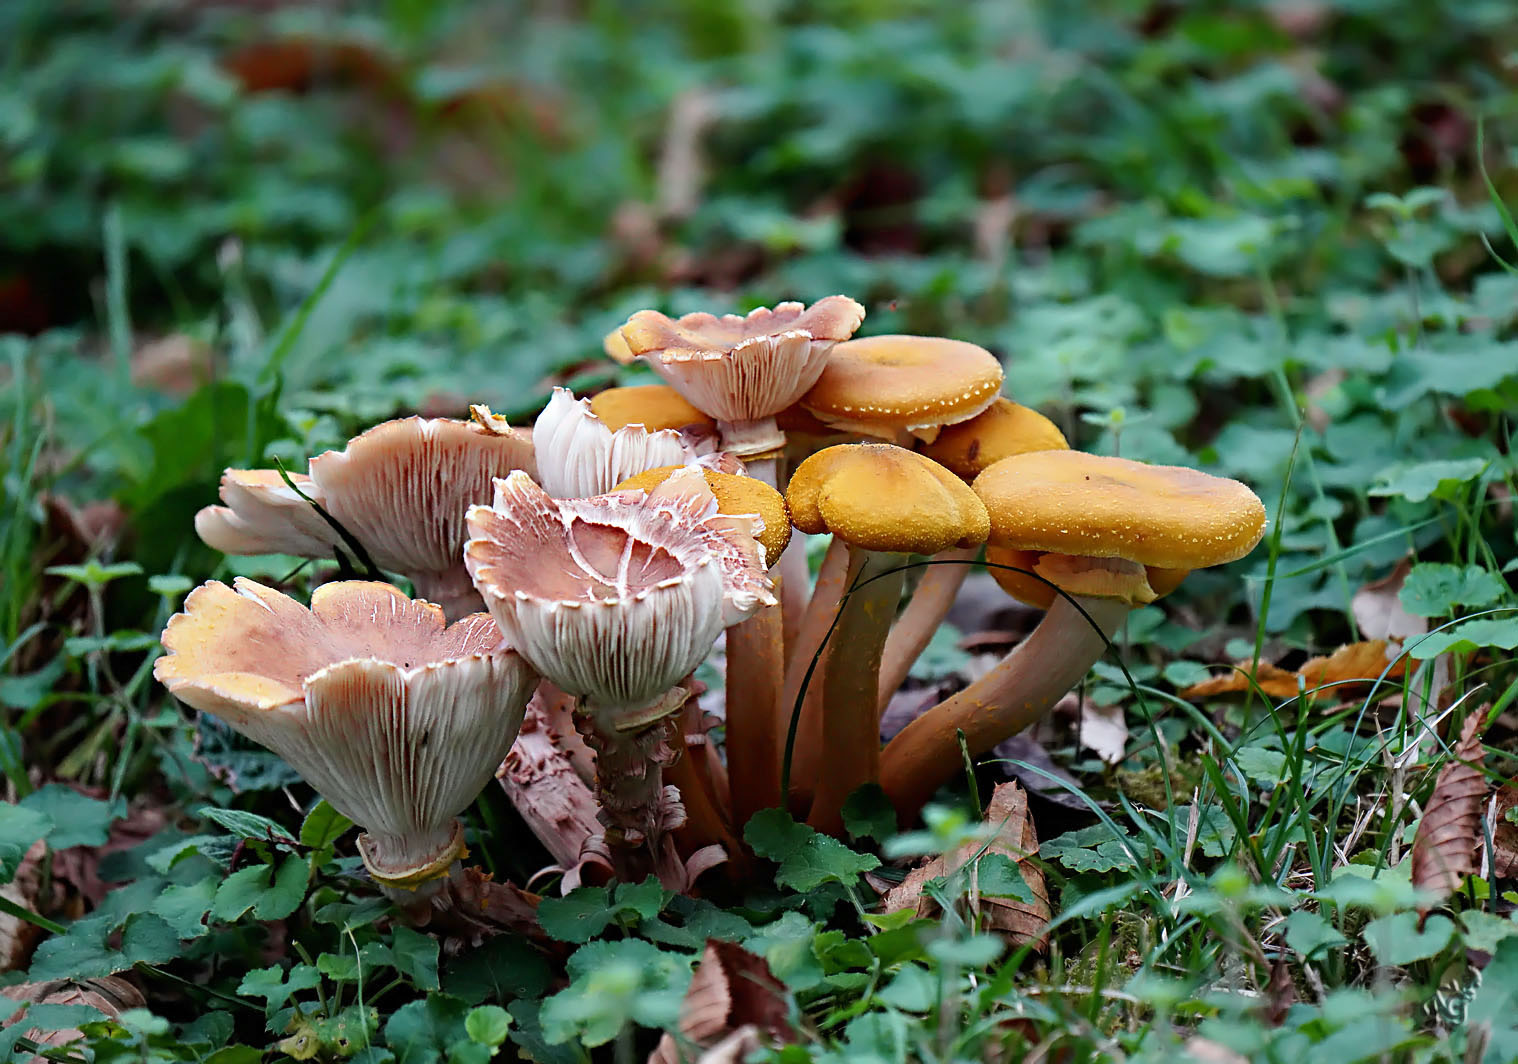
[781,536,851,807]
[724,602,785,826]
[875,547,978,711]
[410,567,485,622]
[776,538,808,656]
[806,551,906,836]
[717,417,785,458]
[531,680,597,785]
[878,594,1129,821]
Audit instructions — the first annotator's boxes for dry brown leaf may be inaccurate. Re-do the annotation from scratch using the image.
[129,334,217,395]
[1077,702,1128,766]
[1183,1037,1251,1064]
[1181,641,1408,702]
[1,975,144,1054]
[1352,559,1427,642]
[1490,785,1518,880]
[879,782,1051,951]
[0,840,46,973]
[1261,956,1296,1027]
[647,940,794,1064]
[1411,712,1487,909]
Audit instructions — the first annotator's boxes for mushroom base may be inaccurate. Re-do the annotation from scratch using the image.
[358,817,467,890]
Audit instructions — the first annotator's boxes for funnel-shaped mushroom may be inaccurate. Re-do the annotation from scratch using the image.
[196,415,535,620]
[533,388,716,499]
[785,444,989,834]
[617,297,865,458]
[874,399,1071,710]
[879,451,1266,819]
[154,579,538,889]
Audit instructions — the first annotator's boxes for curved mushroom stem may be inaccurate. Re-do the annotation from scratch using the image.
[410,567,485,622]
[781,536,851,808]
[724,602,785,827]
[776,538,808,656]
[878,594,1128,821]
[875,547,978,712]
[807,550,906,836]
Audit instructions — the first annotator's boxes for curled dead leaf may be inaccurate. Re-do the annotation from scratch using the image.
[648,939,794,1064]
[1180,641,1408,702]
[1489,785,1518,880]
[1351,559,1426,642]
[0,840,46,973]
[1,975,144,1055]
[1411,712,1487,911]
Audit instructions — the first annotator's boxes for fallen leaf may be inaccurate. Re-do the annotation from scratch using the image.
[1,975,144,1053]
[1490,786,1518,879]
[1352,560,1427,642]
[0,840,46,973]
[1180,641,1408,701]
[647,940,794,1064]
[880,782,1051,951]
[130,335,217,395]
[1411,712,1487,911]
[1076,702,1128,766]
[1261,956,1295,1026]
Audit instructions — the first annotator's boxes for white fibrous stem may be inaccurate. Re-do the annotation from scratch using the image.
[716,417,785,458]
[879,594,1130,820]
[875,547,977,711]
[411,567,486,623]
[780,536,852,807]
[806,551,905,835]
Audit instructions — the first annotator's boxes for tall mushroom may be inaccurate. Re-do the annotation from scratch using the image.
[879,451,1266,819]
[464,469,773,887]
[875,398,1071,710]
[785,444,989,834]
[154,580,538,895]
[196,414,535,621]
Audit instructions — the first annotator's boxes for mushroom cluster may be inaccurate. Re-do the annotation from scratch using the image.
[155,295,1266,899]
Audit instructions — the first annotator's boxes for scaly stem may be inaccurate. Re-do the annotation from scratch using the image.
[724,602,785,826]
[875,547,977,711]
[807,551,905,836]
[781,536,851,808]
[879,595,1128,821]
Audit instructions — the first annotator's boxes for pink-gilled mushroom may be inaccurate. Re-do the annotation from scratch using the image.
[532,387,716,499]
[195,413,535,620]
[616,296,866,469]
[154,579,539,895]
[463,469,773,888]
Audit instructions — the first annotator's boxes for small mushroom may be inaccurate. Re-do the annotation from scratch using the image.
[617,297,866,460]
[196,415,535,620]
[879,451,1266,819]
[800,334,1004,445]
[785,444,989,834]
[589,384,715,435]
[616,464,791,827]
[875,399,1072,709]
[533,387,716,499]
[154,579,538,892]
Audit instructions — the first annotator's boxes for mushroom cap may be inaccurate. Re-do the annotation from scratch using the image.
[465,470,773,719]
[603,326,636,365]
[154,579,538,880]
[786,444,989,555]
[801,334,1003,441]
[614,464,791,566]
[986,546,1189,610]
[921,398,1069,482]
[974,451,1267,570]
[615,297,866,453]
[589,384,715,433]
[534,387,715,498]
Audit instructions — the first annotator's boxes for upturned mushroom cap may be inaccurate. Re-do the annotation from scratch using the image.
[589,385,715,434]
[786,444,989,555]
[974,451,1267,571]
[533,387,716,498]
[616,296,866,455]
[986,546,1190,610]
[154,579,538,884]
[465,470,773,724]
[604,327,636,365]
[921,398,1069,481]
[801,335,1003,443]
[614,464,791,566]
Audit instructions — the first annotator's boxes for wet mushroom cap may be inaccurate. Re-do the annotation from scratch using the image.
[614,465,792,566]
[974,451,1267,571]
[589,385,714,433]
[801,335,1003,438]
[922,398,1069,482]
[786,444,989,555]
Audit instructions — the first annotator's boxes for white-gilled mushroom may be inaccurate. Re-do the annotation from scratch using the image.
[464,469,773,886]
[617,297,866,463]
[195,414,535,620]
[154,579,538,894]
[532,387,716,499]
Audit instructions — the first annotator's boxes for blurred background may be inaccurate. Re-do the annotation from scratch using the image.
[4,0,1517,647]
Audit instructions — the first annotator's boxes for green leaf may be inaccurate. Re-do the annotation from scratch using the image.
[1460,910,1518,953]
[0,804,51,882]
[387,926,441,991]
[1232,746,1289,786]
[198,805,298,845]
[465,1005,512,1047]
[540,940,691,1048]
[744,808,880,891]
[926,932,1004,968]
[841,785,897,843]
[1407,616,1518,659]
[972,853,1036,903]
[213,855,309,922]
[613,877,666,922]
[1362,911,1455,965]
[443,935,551,1005]
[385,996,472,1064]
[150,876,218,938]
[20,783,123,849]
[1369,458,1489,503]
[299,800,354,852]
[1399,563,1508,617]
[1283,909,1348,960]
[1040,825,1148,873]
[876,963,936,1011]
[536,887,615,944]
[237,964,322,1013]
